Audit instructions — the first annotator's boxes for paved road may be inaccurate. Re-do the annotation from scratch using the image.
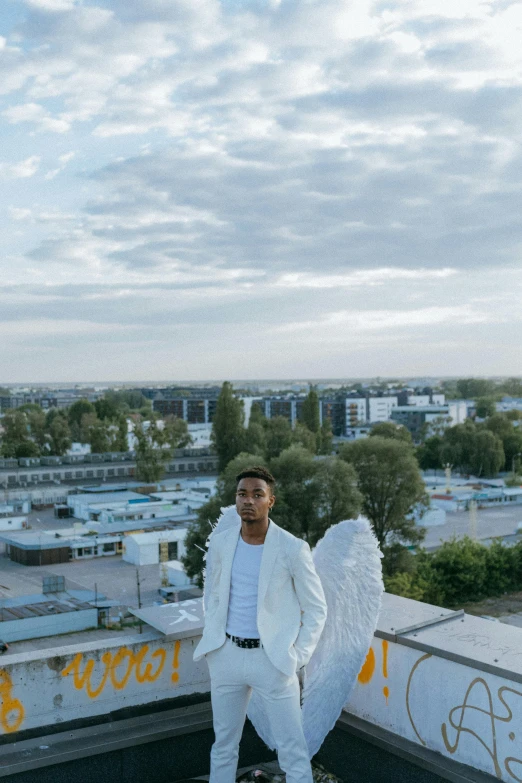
[423,504,522,548]
[0,554,164,607]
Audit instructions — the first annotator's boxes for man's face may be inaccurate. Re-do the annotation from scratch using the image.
[236,477,275,524]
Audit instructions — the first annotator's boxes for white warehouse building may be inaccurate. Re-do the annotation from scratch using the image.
[123,529,188,567]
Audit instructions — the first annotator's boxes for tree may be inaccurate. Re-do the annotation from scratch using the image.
[244,404,266,456]
[339,437,427,549]
[133,420,171,483]
[384,571,427,602]
[27,409,48,451]
[163,415,192,450]
[48,414,72,456]
[308,457,362,545]
[264,416,293,460]
[0,410,39,458]
[503,431,522,473]
[484,413,512,441]
[456,378,497,399]
[249,402,265,426]
[370,422,413,444]
[469,430,504,477]
[12,439,41,458]
[292,422,317,453]
[182,496,223,589]
[94,395,120,421]
[501,377,522,397]
[104,389,150,412]
[440,421,477,474]
[426,537,488,606]
[112,417,129,452]
[317,419,333,455]
[68,399,96,432]
[416,436,444,470]
[301,388,320,434]
[211,382,245,472]
[80,413,111,454]
[243,422,266,456]
[484,413,522,472]
[270,445,318,541]
[475,397,496,419]
[439,419,504,476]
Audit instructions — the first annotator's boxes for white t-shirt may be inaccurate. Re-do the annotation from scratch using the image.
[225,535,264,639]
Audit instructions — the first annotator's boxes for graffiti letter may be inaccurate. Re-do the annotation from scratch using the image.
[0,670,25,734]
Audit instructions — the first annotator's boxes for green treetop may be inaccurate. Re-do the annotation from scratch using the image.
[211,382,246,472]
[339,436,427,549]
[301,388,320,434]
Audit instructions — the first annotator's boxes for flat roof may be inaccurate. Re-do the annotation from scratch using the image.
[392,405,450,413]
[70,491,148,505]
[127,529,185,544]
[0,531,74,549]
[0,596,94,623]
[75,483,145,493]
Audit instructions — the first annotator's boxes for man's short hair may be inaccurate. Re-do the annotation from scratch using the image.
[236,466,275,493]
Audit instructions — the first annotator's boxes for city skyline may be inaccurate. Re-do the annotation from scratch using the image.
[1,0,522,382]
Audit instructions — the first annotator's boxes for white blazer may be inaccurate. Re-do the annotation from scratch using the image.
[193,520,327,677]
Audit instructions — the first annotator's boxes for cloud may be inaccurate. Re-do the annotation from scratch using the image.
[24,0,76,10]
[9,207,33,220]
[3,102,71,133]
[272,305,501,335]
[44,150,75,178]
[0,155,41,178]
[274,268,458,289]
[1,0,522,379]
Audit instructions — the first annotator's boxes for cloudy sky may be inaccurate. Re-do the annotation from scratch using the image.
[1,0,521,383]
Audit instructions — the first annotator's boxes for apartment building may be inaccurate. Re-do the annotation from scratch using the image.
[390,401,467,441]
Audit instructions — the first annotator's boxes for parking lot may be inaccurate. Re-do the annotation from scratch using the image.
[0,551,164,607]
[423,504,522,548]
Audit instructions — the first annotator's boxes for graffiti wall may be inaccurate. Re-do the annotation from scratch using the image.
[0,632,209,736]
[2,590,522,783]
[348,637,522,782]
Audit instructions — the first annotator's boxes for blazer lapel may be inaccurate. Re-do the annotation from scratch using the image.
[257,520,279,608]
[219,525,241,612]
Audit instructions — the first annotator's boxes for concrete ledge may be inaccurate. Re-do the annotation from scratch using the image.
[337,712,498,783]
[0,701,213,777]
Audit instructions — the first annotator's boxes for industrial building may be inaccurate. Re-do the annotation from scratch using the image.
[122,529,187,566]
[0,594,99,643]
[0,514,192,566]
[0,449,218,490]
[390,401,467,441]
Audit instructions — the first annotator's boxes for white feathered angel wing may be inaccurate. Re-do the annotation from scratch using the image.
[247,516,383,758]
[202,504,240,613]
[302,517,383,757]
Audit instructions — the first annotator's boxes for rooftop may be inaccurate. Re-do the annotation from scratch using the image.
[1,592,518,783]
[0,595,94,622]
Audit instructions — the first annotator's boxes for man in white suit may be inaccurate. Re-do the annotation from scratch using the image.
[193,466,327,783]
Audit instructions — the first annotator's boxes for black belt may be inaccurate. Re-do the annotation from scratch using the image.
[226,632,261,649]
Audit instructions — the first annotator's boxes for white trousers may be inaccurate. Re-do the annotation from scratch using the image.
[206,637,313,783]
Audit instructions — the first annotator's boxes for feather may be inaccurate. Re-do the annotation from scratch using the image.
[302,517,383,758]
[202,504,240,613]
[247,517,383,758]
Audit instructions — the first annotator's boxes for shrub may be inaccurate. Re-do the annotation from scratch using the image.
[384,572,428,602]
[427,537,488,606]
